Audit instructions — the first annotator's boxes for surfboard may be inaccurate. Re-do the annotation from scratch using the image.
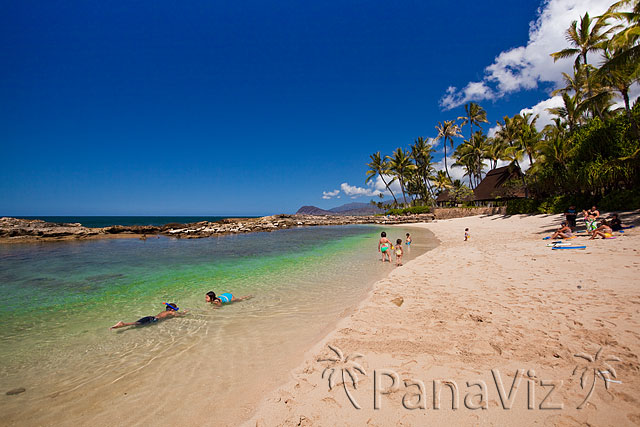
[552,245,586,250]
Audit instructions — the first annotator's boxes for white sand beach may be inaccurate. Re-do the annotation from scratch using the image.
[246,212,640,426]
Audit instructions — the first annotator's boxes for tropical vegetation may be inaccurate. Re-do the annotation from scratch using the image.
[365,0,640,214]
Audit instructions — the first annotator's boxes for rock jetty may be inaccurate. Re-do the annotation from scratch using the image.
[0,214,434,243]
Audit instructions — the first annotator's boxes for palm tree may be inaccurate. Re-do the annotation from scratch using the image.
[458,102,489,149]
[431,170,452,195]
[387,148,416,207]
[435,120,462,180]
[453,130,488,188]
[496,116,529,197]
[596,43,640,137]
[410,137,437,201]
[598,0,640,70]
[547,92,586,132]
[484,136,506,170]
[551,12,613,118]
[365,152,398,206]
[517,113,541,168]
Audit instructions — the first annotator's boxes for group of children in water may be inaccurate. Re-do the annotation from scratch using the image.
[110,291,252,330]
[113,231,420,329]
[378,232,411,266]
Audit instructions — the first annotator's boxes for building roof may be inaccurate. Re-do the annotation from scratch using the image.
[473,165,525,201]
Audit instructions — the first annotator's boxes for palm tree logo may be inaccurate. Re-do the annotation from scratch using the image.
[573,347,621,409]
[319,345,367,409]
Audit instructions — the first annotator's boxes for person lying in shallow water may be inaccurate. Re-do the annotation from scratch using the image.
[110,303,186,329]
[205,291,252,307]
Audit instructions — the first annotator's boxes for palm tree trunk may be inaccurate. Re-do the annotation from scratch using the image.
[379,175,398,206]
[443,142,451,181]
[622,88,640,139]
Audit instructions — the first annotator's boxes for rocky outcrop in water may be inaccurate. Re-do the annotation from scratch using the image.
[0,213,434,243]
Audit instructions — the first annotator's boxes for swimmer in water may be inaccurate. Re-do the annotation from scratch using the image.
[110,303,186,329]
[378,231,392,262]
[205,291,252,307]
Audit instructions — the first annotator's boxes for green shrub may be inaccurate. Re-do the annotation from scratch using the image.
[506,198,539,215]
[599,188,640,211]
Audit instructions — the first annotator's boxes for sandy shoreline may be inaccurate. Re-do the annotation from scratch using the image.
[245,212,640,426]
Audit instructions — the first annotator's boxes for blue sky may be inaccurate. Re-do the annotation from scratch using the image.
[0,0,625,215]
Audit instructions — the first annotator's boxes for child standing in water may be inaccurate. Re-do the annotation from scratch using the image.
[394,238,403,266]
[464,228,470,241]
[378,231,392,262]
[405,233,412,251]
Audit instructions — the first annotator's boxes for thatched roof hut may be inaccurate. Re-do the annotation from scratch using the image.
[473,165,525,201]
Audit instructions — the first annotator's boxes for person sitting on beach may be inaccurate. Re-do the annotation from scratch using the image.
[609,213,623,231]
[205,291,252,307]
[394,239,403,266]
[551,221,573,239]
[589,220,613,240]
[581,208,599,232]
[378,232,392,262]
[565,205,577,229]
[110,303,185,329]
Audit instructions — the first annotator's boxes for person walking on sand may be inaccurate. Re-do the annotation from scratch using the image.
[110,303,186,329]
[394,238,403,266]
[464,228,470,241]
[378,232,392,262]
[205,291,252,307]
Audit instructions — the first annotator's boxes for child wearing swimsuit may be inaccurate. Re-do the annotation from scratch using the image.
[378,231,392,262]
[394,238,403,266]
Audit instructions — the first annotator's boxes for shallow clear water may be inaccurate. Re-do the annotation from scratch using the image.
[0,225,435,425]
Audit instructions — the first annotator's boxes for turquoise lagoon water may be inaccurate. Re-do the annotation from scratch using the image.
[0,224,435,425]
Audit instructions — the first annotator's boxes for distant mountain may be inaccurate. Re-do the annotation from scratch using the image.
[296,201,385,216]
[296,206,336,215]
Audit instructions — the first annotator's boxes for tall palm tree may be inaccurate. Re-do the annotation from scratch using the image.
[365,152,398,206]
[596,42,640,137]
[410,137,436,201]
[458,102,489,149]
[484,136,505,170]
[435,120,462,181]
[551,12,612,118]
[517,113,541,168]
[386,148,416,207]
[599,0,640,69]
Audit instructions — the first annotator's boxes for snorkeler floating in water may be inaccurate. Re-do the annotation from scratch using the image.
[205,291,252,307]
[110,303,187,329]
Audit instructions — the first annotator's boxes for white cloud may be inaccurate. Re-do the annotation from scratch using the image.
[519,95,565,129]
[432,156,467,182]
[340,182,378,198]
[322,189,340,199]
[440,0,614,110]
